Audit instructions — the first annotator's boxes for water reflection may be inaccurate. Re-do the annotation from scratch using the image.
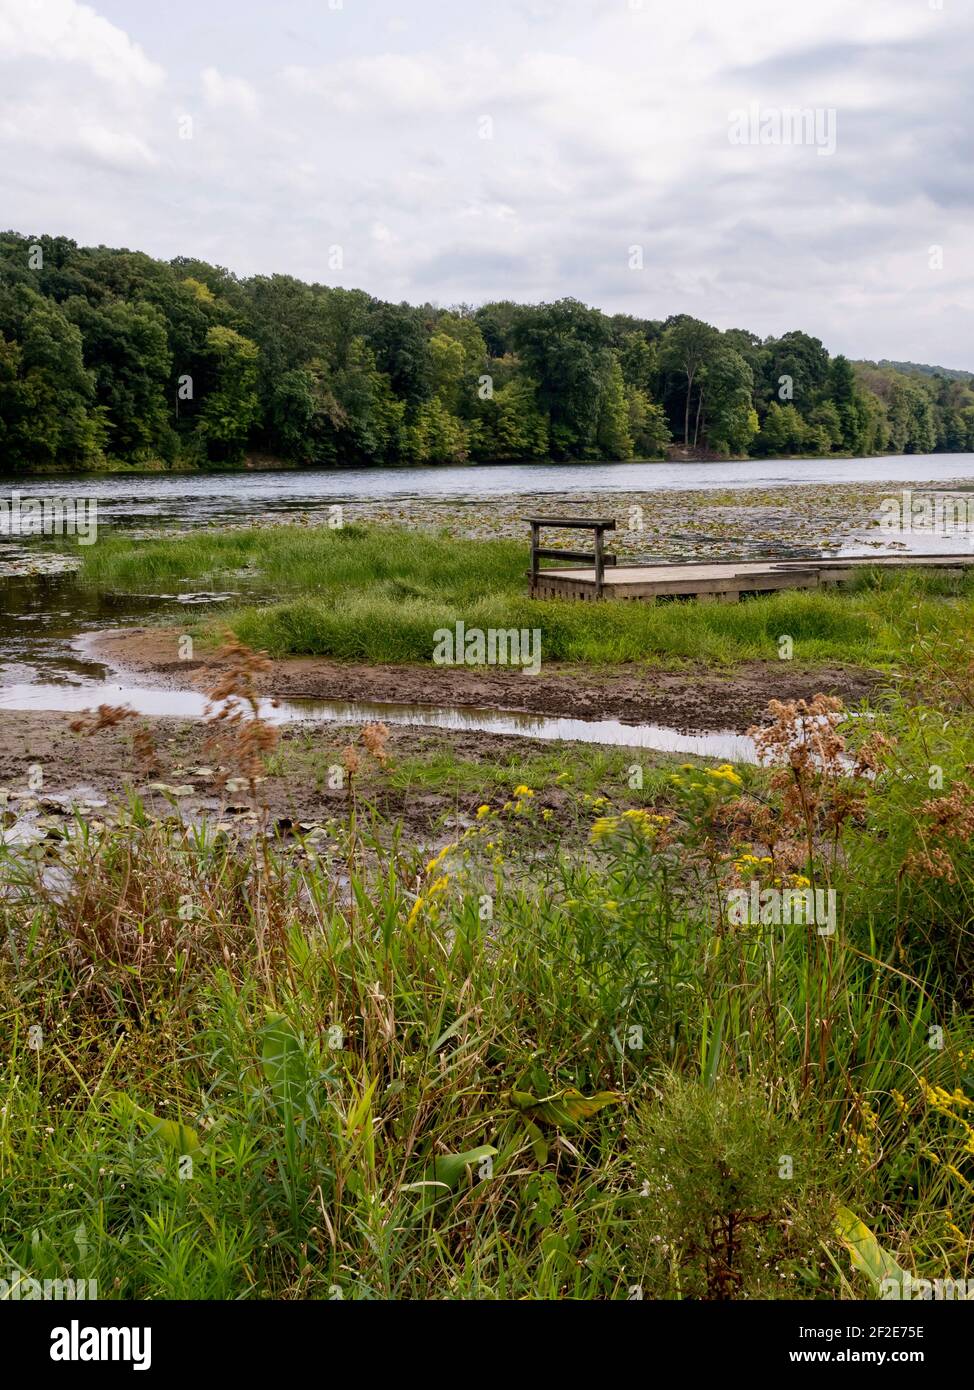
[0,681,757,761]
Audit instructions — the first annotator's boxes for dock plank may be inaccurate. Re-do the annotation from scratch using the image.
[529,554,974,602]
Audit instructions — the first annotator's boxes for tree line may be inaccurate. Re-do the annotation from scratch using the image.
[2,231,972,472]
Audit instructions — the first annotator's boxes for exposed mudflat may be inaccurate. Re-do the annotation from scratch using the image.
[0,709,577,839]
[88,626,882,731]
[0,628,883,839]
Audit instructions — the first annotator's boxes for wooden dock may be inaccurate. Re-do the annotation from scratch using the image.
[529,553,974,603]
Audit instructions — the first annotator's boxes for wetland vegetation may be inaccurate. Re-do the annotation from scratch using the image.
[2,512,973,1300]
[2,634,973,1299]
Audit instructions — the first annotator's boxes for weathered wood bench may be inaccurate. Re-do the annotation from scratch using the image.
[527,516,617,598]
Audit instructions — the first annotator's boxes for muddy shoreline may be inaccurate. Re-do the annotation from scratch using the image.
[87,626,882,732]
[0,710,584,839]
[0,629,884,837]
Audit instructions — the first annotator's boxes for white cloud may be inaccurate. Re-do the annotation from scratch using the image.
[76,122,157,169]
[283,52,469,112]
[0,0,971,366]
[0,0,164,89]
[201,66,259,118]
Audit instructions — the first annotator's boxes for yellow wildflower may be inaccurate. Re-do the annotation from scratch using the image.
[590,815,621,842]
[705,763,743,787]
[424,843,455,876]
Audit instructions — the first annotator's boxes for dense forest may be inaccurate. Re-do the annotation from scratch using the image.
[2,231,973,472]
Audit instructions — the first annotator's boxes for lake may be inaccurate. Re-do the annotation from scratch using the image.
[2,453,974,536]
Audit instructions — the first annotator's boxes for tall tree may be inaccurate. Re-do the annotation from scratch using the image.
[0,283,104,470]
[197,326,260,462]
[65,297,173,459]
[513,298,614,458]
[596,356,634,459]
[660,316,720,445]
[702,345,757,455]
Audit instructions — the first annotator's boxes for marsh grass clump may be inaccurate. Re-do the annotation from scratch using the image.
[630,1074,839,1300]
[79,521,974,666]
[840,630,974,997]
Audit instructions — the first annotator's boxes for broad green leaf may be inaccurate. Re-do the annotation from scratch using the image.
[414,1145,498,1210]
[429,1144,497,1190]
[541,1232,571,1265]
[524,1119,548,1165]
[259,1012,307,1116]
[835,1207,908,1294]
[703,1001,726,1091]
[510,1087,624,1129]
[115,1094,201,1156]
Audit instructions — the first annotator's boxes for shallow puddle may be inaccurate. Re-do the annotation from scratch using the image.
[0,680,757,761]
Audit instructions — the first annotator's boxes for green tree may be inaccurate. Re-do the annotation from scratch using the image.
[512,298,613,458]
[827,354,876,453]
[962,406,974,451]
[660,316,720,445]
[700,344,756,455]
[762,330,830,411]
[65,297,173,459]
[197,326,260,462]
[616,332,659,393]
[756,402,809,455]
[596,356,634,459]
[886,376,937,453]
[807,399,843,451]
[406,396,467,463]
[429,331,467,412]
[0,284,104,470]
[474,301,523,357]
[366,302,433,407]
[477,376,549,460]
[626,387,671,458]
[722,327,767,383]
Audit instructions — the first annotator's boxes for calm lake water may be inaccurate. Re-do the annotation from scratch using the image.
[2,454,974,533]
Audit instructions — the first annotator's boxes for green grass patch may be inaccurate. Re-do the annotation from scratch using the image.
[81,522,526,603]
[81,523,974,667]
[271,728,693,803]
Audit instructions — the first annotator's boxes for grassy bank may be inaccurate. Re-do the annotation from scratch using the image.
[81,522,974,666]
[270,729,687,806]
[1,637,973,1300]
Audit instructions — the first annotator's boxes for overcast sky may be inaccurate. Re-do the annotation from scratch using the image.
[2,0,972,368]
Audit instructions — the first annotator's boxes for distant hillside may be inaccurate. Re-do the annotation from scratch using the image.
[868,359,974,383]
